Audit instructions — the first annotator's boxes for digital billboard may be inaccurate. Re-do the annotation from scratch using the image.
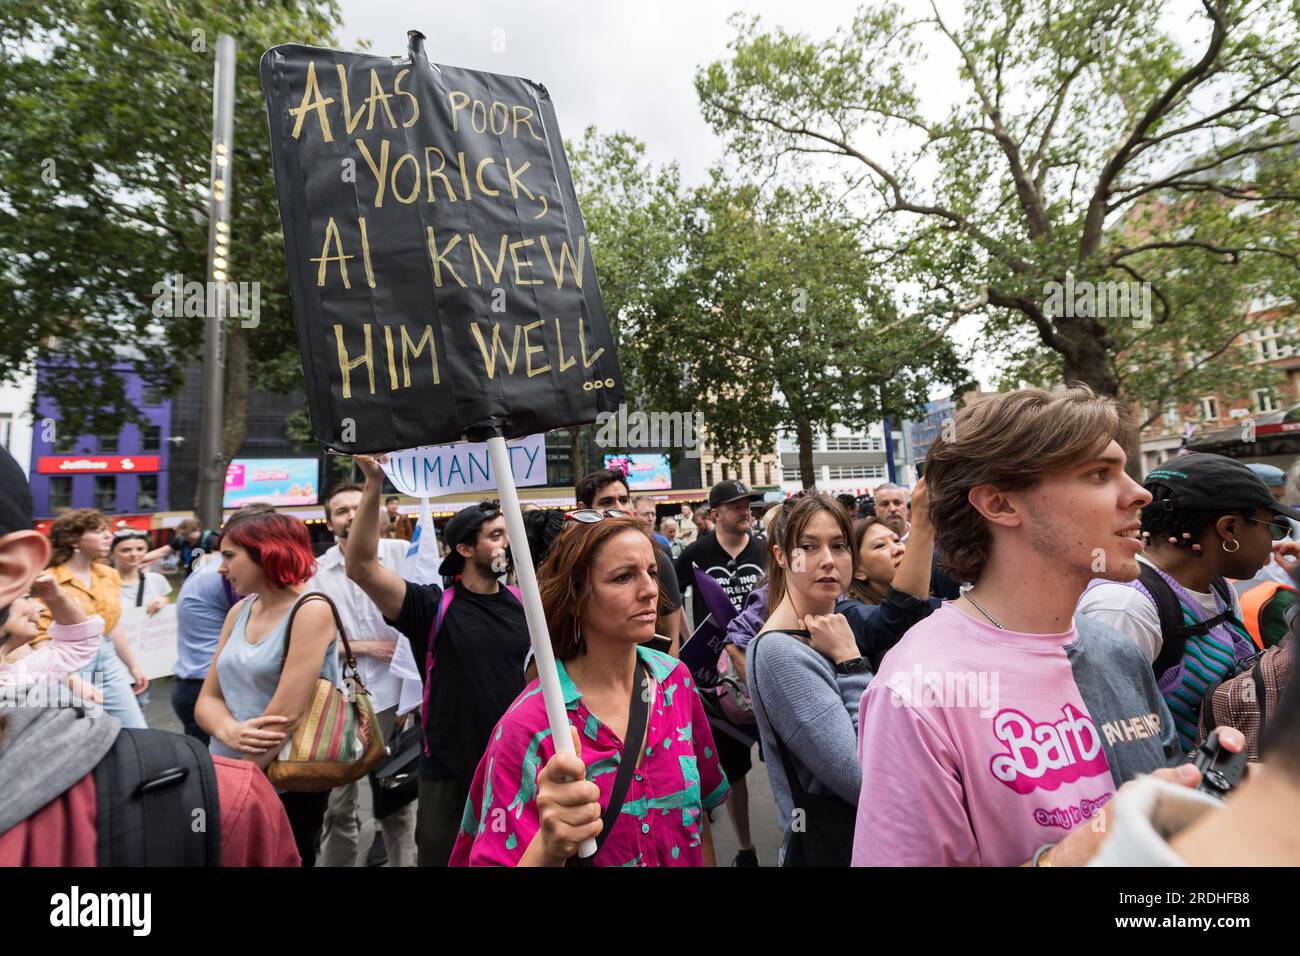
[224,458,320,507]
[604,453,671,491]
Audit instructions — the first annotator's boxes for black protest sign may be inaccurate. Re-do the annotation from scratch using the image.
[259,33,623,452]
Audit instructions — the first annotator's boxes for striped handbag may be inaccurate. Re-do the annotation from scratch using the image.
[267,593,386,793]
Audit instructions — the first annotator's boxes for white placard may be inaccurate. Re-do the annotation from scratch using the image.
[380,434,546,498]
[118,603,179,680]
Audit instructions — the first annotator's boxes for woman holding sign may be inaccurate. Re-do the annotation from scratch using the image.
[450,512,729,867]
[110,530,172,616]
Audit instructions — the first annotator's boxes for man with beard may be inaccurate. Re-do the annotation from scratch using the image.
[675,479,766,866]
[311,482,417,867]
[852,386,1245,867]
[345,455,528,867]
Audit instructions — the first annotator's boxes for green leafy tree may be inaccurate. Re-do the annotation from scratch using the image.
[698,0,1300,457]
[0,0,342,457]
[651,177,966,488]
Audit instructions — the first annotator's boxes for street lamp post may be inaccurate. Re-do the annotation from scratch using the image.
[195,34,235,528]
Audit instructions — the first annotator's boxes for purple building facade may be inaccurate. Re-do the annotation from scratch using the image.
[29,359,172,520]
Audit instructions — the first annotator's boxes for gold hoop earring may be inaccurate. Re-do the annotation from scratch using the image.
[1222,539,1240,553]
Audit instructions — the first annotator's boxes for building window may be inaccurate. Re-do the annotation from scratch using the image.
[136,474,158,512]
[54,430,78,452]
[823,436,884,452]
[141,424,161,452]
[783,466,803,483]
[748,460,757,486]
[826,465,886,480]
[141,387,163,406]
[94,475,117,512]
[1251,325,1289,362]
[1198,397,1219,421]
[0,412,11,450]
[777,433,798,453]
[1163,402,1181,428]
[48,476,72,512]
[1254,388,1279,413]
[98,430,119,454]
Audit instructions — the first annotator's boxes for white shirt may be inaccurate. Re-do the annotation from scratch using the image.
[308,539,409,713]
[118,571,172,612]
[1076,555,1223,664]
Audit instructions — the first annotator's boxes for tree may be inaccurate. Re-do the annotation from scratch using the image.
[648,178,967,488]
[567,127,691,472]
[697,0,1300,459]
[0,0,342,458]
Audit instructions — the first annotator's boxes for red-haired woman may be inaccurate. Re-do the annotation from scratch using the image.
[450,511,729,867]
[195,512,340,866]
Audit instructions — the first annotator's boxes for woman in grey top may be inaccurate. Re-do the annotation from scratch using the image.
[195,512,339,866]
[747,484,935,866]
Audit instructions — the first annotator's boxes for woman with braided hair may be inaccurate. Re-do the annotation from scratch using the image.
[1078,453,1292,753]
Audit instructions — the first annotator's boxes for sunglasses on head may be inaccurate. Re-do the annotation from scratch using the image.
[112,529,149,542]
[565,509,633,524]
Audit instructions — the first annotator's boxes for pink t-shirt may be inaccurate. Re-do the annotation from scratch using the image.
[853,603,1177,866]
[450,647,729,867]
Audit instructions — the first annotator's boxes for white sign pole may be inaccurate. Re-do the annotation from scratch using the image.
[485,435,597,860]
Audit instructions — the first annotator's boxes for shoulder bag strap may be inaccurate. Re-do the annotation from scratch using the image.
[568,657,649,866]
[136,576,145,608]
[279,592,360,684]
[748,633,811,806]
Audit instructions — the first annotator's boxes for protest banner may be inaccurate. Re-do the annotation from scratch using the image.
[380,433,545,498]
[262,30,625,858]
[260,31,623,454]
[118,604,179,681]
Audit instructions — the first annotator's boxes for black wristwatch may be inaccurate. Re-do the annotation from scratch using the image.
[834,657,870,675]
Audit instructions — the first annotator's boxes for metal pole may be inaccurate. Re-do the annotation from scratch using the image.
[196,34,236,527]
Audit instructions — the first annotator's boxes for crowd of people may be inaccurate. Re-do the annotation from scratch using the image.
[1,383,1298,867]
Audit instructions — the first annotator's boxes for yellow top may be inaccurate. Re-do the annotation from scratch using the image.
[34,561,121,646]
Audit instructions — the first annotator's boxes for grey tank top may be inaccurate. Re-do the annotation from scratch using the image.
[209,592,340,760]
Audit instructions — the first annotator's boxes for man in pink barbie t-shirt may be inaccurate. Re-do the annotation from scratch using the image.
[853,386,1245,867]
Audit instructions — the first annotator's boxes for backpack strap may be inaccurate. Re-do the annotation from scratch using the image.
[1253,659,1268,731]
[1142,565,1233,678]
[95,728,221,866]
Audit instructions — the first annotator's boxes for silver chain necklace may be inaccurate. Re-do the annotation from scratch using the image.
[964,591,1006,630]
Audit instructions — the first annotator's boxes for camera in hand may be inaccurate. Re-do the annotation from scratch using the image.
[1192,730,1248,799]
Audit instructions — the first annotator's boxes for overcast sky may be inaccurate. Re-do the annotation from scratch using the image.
[333,1,1212,396]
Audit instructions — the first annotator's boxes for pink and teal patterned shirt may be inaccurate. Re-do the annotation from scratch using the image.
[450,645,730,867]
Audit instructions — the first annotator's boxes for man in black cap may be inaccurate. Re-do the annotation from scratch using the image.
[674,478,767,866]
[1078,452,1300,753]
[345,455,529,867]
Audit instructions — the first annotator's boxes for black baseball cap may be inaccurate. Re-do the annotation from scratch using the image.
[1144,453,1300,522]
[438,500,502,576]
[0,445,32,537]
[708,479,764,509]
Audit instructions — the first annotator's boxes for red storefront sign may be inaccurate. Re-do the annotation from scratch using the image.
[36,455,160,474]
[35,514,154,537]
